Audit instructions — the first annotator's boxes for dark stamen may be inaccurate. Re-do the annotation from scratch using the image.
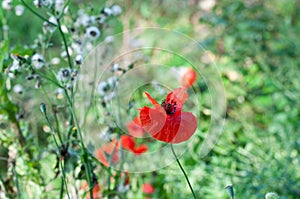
[161,100,177,115]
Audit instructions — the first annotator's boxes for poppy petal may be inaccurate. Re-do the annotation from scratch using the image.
[144,92,159,105]
[165,88,188,108]
[151,117,180,143]
[144,92,165,113]
[139,106,166,135]
[102,139,119,154]
[170,112,197,143]
[139,88,197,144]
[132,144,148,154]
[126,116,145,137]
[121,135,148,155]
[121,135,135,150]
[95,140,120,167]
[95,149,109,167]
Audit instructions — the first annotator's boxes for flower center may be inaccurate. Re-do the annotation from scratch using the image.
[161,100,177,115]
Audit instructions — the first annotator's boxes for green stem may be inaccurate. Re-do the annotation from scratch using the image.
[63,90,84,147]
[53,111,64,144]
[0,174,12,199]
[73,170,79,199]
[40,86,64,145]
[35,70,63,88]
[63,89,94,199]
[43,109,70,199]
[170,144,197,199]
[56,14,92,195]
[20,0,57,26]
[57,18,73,69]
[0,7,8,41]
[82,45,98,128]
[60,178,64,199]
[57,0,71,20]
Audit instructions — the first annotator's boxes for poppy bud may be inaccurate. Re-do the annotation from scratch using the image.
[40,103,47,114]
[225,184,234,199]
[180,68,197,88]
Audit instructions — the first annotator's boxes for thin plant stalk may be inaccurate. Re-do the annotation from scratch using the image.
[60,178,65,199]
[170,144,197,199]
[20,0,57,26]
[57,18,73,69]
[40,87,64,145]
[0,7,8,41]
[42,106,71,199]
[46,12,94,198]
[0,174,12,199]
[63,89,94,199]
[106,134,120,194]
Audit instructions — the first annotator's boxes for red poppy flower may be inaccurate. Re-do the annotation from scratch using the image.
[95,139,120,167]
[96,136,147,167]
[121,135,148,155]
[142,183,155,194]
[180,68,197,88]
[126,116,145,137]
[81,181,101,199]
[139,88,197,143]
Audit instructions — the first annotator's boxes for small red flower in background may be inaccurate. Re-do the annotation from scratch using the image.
[180,68,197,88]
[95,136,147,167]
[142,183,155,194]
[139,88,197,143]
[126,116,145,137]
[121,135,148,155]
[81,181,101,199]
[95,140,120,167]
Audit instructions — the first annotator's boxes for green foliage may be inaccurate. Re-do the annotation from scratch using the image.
[197,0,300,198]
